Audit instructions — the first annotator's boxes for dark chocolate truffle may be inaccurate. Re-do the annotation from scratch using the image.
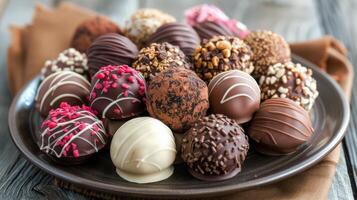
[259,62,319,111]
[71,16,122,53]
[87,33,138,77]
[193,36,254,83]
[193,21,234,41]
[244,30,291,77]
[181,114,249,181]
[248,98,314,155]
[35,71,90,117]
[146,68,209,133]
[146,22,200,56]
[38,102,108,164]
[132,42,190,82]
[89,65,146,119]
[208,70,260,124]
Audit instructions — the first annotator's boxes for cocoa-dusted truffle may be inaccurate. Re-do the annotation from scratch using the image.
[38,102,108,164]
[259,62,319,111]
[41,48,88,79]
[208,70,260,124]
[248,98,314,155]
[193,36,254,83]
[71,16,122,53]
[193,21,234,41]
[35,71,90,117]
[89,65,146,119]
[181,114,249,181]
[87,33,138,77]
[146,68,209,133]
[146,22,200,56]
[244,30,291,77]
[132,42,190,81]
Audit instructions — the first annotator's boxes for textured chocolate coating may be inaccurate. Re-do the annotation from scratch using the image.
[146,22,200,56]
[208,70,260,124]
[193,21,234,41]
[89,65,146,119]
[35,71,90,117]
[87,33,138,77]
[71,16,122,53]
[181,114,249,181]
[248,98,314,155]
[193,36,254,83]
[146,68,209,133]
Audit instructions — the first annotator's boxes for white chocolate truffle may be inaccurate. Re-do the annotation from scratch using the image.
[110,117,176,183]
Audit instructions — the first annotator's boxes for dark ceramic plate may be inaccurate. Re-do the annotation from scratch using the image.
[8,55,350,198]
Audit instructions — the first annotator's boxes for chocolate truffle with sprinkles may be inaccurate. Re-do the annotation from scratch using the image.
[181,114,249,181]
[89,65,146,119]
[259,62,319,111]
[146,68,209,133]
[132,42,190,82]
[38,102,108,164]
[193,36,254,83]
[192,21,234,41]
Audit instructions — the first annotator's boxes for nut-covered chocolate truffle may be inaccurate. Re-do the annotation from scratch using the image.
[146,68,209,133]
[89,65,146,119]
[181,114,249,181]
[193,36,254,83]
[208,70,260,123]
[35,71,90,117]
[146,22,200,56]
[193,21,234,41]
[38,102,108,164]
[41,48,88,79]
[248,98,314,155]
[87,33,138,77]
[259,62,319,111]
[71,16,122,53]
[244,30,291,77]
[132,42,190,81]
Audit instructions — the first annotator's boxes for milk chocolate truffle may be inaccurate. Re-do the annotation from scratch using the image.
[124,8,176,47]
[193,21,234,41]
[146,22,200,56]
[39,102,108,164]
[208,70,260,124]
[244,30,291,77]
[87,33,138,77]
[259,62,319,111]
[193,36,254,83]
[248,98,314,155]
[132,42,190,81]
[41,48,88,79]
[89,65,146,119]
[110,117,176,183]
[146,68,209,133]
[35,71,91,117]
[71,16,122,53]
[181,114,249,181]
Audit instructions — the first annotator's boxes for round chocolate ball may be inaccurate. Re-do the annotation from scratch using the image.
[208,70,260,124]
[87,33,138,77]
[192,21,234,41]
[248,98,314,155]
[181,114,249,181]
[71,16,122,53]
[193,36,254,83]
[132,42,190,82]
[146,68,209,133]
[38,102,108,164]
[244,30,291,77]
[41,48,88,79]
[35,71,90,117]
[89,65,146,119]
[259,62,319,111]
[146,22,200,56]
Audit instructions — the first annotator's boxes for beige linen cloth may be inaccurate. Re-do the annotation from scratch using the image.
[7,3,353,200]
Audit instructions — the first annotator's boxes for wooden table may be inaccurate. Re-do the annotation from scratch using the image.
[0,0,355,199]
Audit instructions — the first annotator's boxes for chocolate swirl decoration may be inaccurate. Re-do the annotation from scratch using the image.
[248,98,314,155]
[193,21,234,41]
